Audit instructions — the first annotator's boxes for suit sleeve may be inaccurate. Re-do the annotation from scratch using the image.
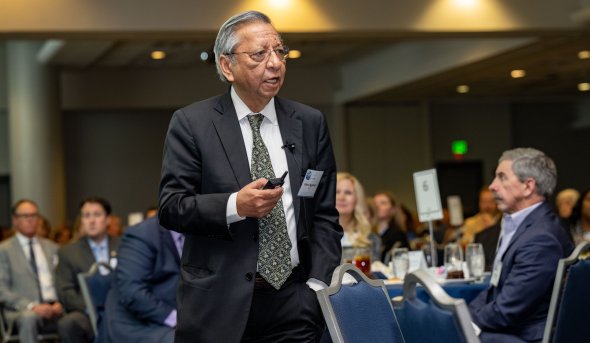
[55,247,86,312]
[158,109,230,235]
[307,113,343,284]
[0,248,32,311]
[469,231,563,331]
[114,232,175,324]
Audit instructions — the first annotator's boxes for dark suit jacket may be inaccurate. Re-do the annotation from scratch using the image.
[105,217,180,343]
[158,91,342,343]
[56,235,120,313]
[469,202,574,342]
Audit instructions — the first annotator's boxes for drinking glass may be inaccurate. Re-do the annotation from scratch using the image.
[466,243,485,279]
[391,248,409,279]
[352,247,372,274]
[444,243,464,279]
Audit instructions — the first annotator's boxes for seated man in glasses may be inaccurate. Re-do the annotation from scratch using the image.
[0,199,62,343]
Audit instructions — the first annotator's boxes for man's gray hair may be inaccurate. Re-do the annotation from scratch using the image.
[213,11,273,83]
[499,147,557,198]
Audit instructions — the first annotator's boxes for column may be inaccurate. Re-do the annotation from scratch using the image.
[6,41,66,227]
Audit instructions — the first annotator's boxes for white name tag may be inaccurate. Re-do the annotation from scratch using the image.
[297,169,323,198]
[490,261,502,287]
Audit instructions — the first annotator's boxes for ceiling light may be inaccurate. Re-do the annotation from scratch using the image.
[511,69,526,78]
[288,50,301,59]
[578,83,590,91]
[578,50,590,60]
[200,51,210,62]
[151,50,166,60]
[456,85,470,94]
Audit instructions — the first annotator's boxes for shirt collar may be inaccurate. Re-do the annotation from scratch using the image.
[87,237,108,251]
[230,86,277,124]
[15,232,36,245]
[504,201,543,232]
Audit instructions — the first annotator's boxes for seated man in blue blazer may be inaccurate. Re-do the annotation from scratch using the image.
[105,216,183,343]
[469,148,574,343]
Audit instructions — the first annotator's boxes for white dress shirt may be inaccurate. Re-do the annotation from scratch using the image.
[15,233,58,302]
[225,86,300,269]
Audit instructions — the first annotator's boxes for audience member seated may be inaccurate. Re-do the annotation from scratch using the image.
[56,196,120,343]
[555,188,580,221]
[0,199,62,343]
[336,172,381,263]
[568,188,590,245]
[36,215,51,239]
[105,216,183,343]
[460,188,501,247]
[107,215,123,237]
[469,148,573,343]
[144,206,158,219]
[373,191,409,262]
[53,227,73,246]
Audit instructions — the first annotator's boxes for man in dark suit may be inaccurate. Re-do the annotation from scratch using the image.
[469,148,574,343]
[105,216,182,343]
[56,197,119,343]
[158,10,342,343]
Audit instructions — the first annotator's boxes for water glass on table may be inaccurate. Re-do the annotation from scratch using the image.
[466,243,485,280]
[444,243,464,279]
[390,247,409,279]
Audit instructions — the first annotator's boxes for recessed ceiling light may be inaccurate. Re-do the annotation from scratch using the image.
[151,50,166,60]
[456,85,470,94]
[578,82,590,91]
[200,51,209,62]
[288,50,301,59]
[578,50,590,60]
[511,69,526,78]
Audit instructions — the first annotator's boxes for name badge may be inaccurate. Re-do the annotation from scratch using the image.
[490,261,502,287]
[297,169,323,198]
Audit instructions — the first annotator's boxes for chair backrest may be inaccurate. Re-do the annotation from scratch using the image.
[542,241,590,343]
[393,269,480,343]
[77,261,114,336]
[316,263,405,343]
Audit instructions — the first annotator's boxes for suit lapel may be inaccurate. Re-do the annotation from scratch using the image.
[212,92,252,188]
[275,98,303,221]
[11,237,36,278]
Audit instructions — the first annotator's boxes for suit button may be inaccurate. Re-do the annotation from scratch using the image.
[245,272,253,281]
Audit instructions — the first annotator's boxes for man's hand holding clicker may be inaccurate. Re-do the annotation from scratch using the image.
[236,179,283,218]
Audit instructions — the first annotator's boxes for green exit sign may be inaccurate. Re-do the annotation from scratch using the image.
[452,140,468,155]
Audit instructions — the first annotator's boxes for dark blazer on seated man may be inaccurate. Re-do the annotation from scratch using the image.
[469,148,574,343]
[105,217,182,343]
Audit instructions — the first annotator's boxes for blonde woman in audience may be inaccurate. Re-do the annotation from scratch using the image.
[336,172,381,262]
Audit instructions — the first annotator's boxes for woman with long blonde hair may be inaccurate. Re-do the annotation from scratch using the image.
[336,172,381,261]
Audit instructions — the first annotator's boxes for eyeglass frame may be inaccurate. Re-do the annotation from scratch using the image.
[225,46,290,63]
[13,212,39,220]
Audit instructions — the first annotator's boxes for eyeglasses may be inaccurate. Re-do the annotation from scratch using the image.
[14,213,39,220]
[226,46,290,63]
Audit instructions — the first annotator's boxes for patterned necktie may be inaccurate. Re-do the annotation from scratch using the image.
[247,113,292,289]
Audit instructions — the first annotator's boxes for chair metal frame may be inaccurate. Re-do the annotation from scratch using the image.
[77,261,113,336]
[542,240,590,343]
[0,304,60,343]
[396,269,480,343]
[316,263,405,343]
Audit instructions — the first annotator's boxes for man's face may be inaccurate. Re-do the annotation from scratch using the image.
[220,22,286,111]
[489,160,530,214]
[12,202,39,238]
[80,202,110,240]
